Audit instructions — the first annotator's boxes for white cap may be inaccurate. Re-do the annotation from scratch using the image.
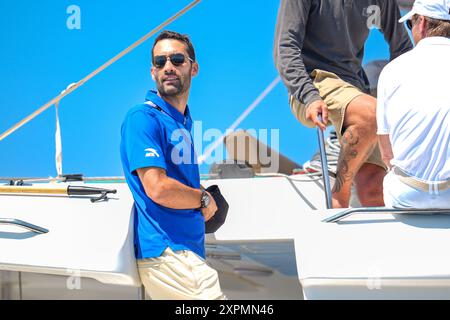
[399,0,450,22]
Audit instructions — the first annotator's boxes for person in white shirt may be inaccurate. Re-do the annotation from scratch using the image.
[377,0,450,209]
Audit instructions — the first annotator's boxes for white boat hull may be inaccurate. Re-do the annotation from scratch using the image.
[1,176,449,299]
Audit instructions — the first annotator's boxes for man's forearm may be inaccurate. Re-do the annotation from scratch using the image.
[137,167,202,210]
[151,176,202,209]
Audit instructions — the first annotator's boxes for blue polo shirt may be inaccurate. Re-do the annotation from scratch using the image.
[120,90,204,259]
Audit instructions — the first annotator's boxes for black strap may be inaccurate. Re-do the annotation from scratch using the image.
[145,100,163,112]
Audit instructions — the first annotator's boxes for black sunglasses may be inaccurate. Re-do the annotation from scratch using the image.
[153,53,193,68]
[406,19,413,30]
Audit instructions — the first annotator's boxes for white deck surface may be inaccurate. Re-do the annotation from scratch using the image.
[0,183,140,286]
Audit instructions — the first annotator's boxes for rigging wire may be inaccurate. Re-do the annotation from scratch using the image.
[198,76,281,165]
[0,0,201,142]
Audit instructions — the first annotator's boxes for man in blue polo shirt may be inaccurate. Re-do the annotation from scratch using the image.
[120,30,226,300]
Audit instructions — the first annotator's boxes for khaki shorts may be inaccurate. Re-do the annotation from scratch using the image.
[137,247,226,300]
[289,69,386,170]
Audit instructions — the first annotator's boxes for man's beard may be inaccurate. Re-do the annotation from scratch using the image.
[157,75,191,98]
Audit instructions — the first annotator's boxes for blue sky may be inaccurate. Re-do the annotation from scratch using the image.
[0,0,403,178]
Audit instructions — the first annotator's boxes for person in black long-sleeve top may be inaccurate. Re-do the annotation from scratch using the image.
[274,0,413,208]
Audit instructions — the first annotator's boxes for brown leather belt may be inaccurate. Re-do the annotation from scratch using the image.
[392,166,449,192]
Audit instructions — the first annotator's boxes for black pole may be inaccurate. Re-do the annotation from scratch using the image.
[67,186,117,196]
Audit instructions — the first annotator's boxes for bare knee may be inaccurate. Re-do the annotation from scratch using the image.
[343,95,377,137]
[355,163,385,206]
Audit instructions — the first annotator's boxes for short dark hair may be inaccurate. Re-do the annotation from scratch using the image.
[151,30,196,62]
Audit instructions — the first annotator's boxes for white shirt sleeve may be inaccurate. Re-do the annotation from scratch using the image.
[376,68,390,135]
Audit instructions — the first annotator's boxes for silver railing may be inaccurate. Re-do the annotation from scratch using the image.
[323,207,450,223]
[317,116,333,209]
[0,219,48,234]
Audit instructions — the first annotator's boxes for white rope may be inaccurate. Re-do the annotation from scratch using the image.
[198,76,281,165]
[54,101,63,177]
[53,83,78,177]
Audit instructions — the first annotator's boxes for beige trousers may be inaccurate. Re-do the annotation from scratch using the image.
[137,247,226,300]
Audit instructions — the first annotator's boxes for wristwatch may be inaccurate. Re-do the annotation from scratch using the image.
[200,190,211,209]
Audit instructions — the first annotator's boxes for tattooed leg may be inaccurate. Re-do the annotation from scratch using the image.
[332,126,368,207]
[332,94,378,208]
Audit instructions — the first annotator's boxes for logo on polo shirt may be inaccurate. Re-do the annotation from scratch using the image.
[145,148,160,158]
